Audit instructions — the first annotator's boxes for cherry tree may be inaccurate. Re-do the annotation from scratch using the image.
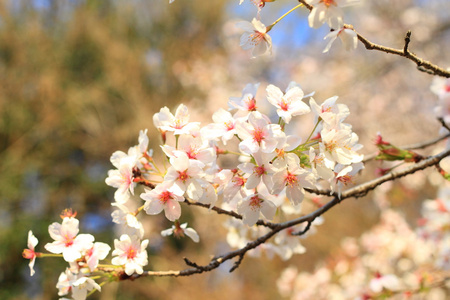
[22,0,450,299]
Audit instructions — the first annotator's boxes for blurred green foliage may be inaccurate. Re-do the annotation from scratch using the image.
[0,0,226,298]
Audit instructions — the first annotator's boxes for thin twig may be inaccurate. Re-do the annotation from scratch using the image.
[364,133,450,162]
[356,30,450,78]
[298,0,449,78]
[125,148,450,280]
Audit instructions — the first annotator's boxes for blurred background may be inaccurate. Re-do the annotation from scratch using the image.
[1,0,449,299]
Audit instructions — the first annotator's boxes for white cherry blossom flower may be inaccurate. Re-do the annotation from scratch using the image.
[272,154,315,205]
[306,0,358,29]
[238,151,276,190]
[111,202,143,230]
[22,230,39,276]
[236,111,284,154]
[161,222,200,243]
[323,27,358,53]
[141,182,185,221]
[236,18,272,57]
[112,234,149,276]
[369,273,401,293]
[56,268,101,300]
[320,126,363,166]
[153,104,200,136]
[161,134,215,167]
[85,242,111,272]
[266,82,311,124]
[309,96,349,127]
[105,157,136,204]
[228,83,260,114]
[201,108,238,145]
[331,162,364,196]
[238,192,277,226]
[45,217,94,262]
[164,152,206,200]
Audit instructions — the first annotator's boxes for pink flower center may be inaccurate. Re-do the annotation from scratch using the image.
[325,140,337,152]
[63,234,74,247]
[22,249,36,259]
[126,246,137,259]
[232,175,246,187]
[252,128,265,143]
[246,97,257,111]
[159,191,172,204]
[249,195,262,210]
[224,121,235,131]
[320,0,336,7]
[285,172,298,187]
[254,165,266,177]
[280,99,289,111]
[173,119,185,130]
[178,170,189,182]
[250,31,265,45]
[445,84,450,93]
[186,147,198,159]
[337,174,353,185]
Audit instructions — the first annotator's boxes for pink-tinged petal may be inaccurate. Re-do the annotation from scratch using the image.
[28,230,38,249]
[44,241,64,254]
[144,199,165,215]
[184,228,200,243]
[286,186,305,206]
[165,200,181,221]
[48,222,63,241]
[261,200,277,220]
[242,206,260,226]
[246,173,261,189]
[62,246,82,262]
[239,139,259,154]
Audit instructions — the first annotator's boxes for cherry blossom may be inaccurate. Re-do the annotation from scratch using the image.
[164,152,206,201]
[238,192,277,226]
[236,111,284,154]
[22,230,39,276]
[272,154,315,205]
[153,104,200,136]
[309,96,349,127]
[369,272,401,293]
[112,234,149,276]
[161,221,200,243]
[238,151,276,190]
[45,217,94,262]
[305,0,358,29]
[201,108,238,145]
[141,182,185,222]
[56,268,101,300]
[228,83,260,115]
[236,18,272,58]
[85,242,111,272]
[266,82,311,124]
[320,126,363,166]
[105,156,136,204]
[323,26,358,53]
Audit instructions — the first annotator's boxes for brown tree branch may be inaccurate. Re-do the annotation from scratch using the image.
[363,132,450,162]
[123,148,450,280]
[355,30,450,78]
[297,0,450,78]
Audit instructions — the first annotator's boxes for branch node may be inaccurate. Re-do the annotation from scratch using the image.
[184,257,201,269]
[291,221,312,236]
[229,254,245,273]
[403,30,412,55]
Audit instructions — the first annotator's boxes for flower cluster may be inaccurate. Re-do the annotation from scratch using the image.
[236,0,359,57]
[276,186,450,299]
[23,80,364,298]
[103,81,363,260]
